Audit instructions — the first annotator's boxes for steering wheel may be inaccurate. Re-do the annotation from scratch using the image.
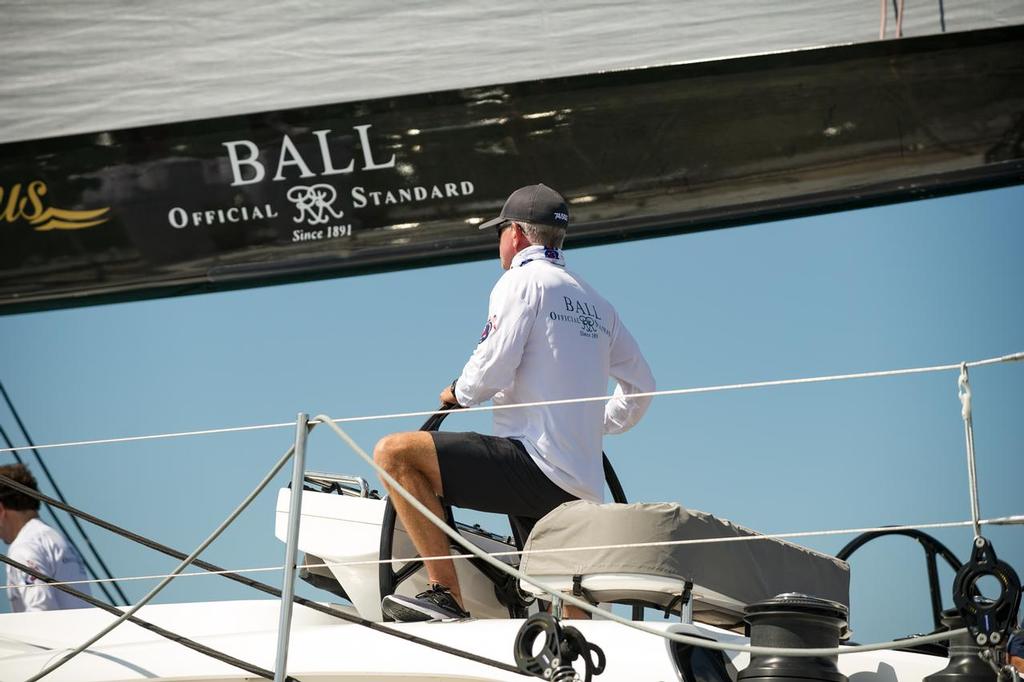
[836,527,963,649]
[378,404,632,619]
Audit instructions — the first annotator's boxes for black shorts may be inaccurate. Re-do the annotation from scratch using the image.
[432,431,577,536]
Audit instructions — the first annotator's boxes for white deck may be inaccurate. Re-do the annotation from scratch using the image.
[0,599,949,682]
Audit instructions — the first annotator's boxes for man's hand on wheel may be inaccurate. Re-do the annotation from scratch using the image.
[440,383,459,407]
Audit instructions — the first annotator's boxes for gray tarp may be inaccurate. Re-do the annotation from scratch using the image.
[521,501,849,626]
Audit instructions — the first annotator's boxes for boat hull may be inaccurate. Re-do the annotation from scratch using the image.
[0,599,950,681]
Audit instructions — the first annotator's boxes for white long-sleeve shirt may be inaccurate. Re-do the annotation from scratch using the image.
[6,517,92,612]
[454,245,655,502]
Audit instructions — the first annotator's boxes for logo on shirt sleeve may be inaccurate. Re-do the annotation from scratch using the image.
[479,315,498,343]
[21,559,42,584]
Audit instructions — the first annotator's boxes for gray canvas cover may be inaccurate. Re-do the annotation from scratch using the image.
[521,501,849,623]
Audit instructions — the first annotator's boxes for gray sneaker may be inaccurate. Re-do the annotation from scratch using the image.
[381,584,470,622]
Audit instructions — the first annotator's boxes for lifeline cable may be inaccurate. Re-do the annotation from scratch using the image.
[0,466,525,676]
[11,514,1024,593]
[0,380,129,605]
[318,414,974,658]
[0,423,121,607]
[0,553,292,681]
[1,351,1020,455]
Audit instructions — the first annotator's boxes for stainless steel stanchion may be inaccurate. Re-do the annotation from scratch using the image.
[274,413,309,682]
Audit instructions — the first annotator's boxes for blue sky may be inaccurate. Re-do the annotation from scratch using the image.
[0,184,1021,644]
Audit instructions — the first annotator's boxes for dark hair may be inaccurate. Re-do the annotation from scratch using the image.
[0,463,41,511]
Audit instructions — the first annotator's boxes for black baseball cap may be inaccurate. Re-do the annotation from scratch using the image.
[478,184,569,231]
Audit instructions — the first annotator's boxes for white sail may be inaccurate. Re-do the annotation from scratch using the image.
[1,0,1022,143]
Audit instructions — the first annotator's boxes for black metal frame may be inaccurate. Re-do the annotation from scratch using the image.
[836,528,963,638]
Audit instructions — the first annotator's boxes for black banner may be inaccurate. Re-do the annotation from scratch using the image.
[1,26,1022,313]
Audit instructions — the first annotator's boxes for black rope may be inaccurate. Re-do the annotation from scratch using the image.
[0,423,121,606]
[0,552,294,681]
[0,380,129,605]
[0,473,525,676]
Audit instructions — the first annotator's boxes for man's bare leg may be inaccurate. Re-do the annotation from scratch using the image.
[373,431,463,608]
[562,603,590,619]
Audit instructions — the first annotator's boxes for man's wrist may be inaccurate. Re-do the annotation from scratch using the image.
[449,379,460,405]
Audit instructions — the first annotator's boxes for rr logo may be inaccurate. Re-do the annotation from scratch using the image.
[285,184,346,225]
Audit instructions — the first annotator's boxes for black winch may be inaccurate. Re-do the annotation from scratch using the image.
[737,593,849,682]
[924,610,1001,682]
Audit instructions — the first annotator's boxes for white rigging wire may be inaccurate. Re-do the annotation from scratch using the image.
[5,515,1020,593]
[958,363,983,538]
[0,351,1020,455]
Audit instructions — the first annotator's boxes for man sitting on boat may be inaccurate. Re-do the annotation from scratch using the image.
[373,183,656,622]
[0,463,92,612]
